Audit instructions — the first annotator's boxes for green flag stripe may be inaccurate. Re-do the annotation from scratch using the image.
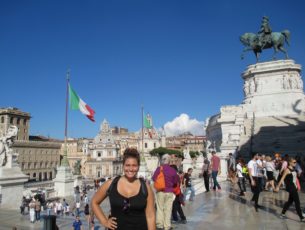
[69,84,80,110]
[144,115,151,128]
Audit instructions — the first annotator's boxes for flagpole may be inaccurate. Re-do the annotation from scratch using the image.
[61,70,70,167]
[141,105,144,154]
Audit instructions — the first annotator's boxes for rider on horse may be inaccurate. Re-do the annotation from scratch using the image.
[258,16,272,48]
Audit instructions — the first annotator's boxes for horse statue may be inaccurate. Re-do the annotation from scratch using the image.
[0,125,18,166]
[240,30,290,62]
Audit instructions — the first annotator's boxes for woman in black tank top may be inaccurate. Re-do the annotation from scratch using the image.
[108,177,148,229]
[275,157,304,222]
[91,148,156,230]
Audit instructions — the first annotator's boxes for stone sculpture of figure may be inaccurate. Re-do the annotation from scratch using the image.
[283,75,290,90]
[206,140,212,152]
[74,160,81,175]
[258,16,272,48]
[249,79,255,94]
[297,77,303,90]
[0,125,18,166]
[243,81,249,96]
[254,78,261,93]
[183,148,191,159]
[289,76,297,89]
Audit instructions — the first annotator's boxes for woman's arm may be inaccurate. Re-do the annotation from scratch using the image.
[145,183,156,230]
[248,165,255,187]
[91,180,117,230]
[274,169,289,192]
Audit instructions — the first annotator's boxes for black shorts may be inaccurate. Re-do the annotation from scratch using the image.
[266,171,274,181]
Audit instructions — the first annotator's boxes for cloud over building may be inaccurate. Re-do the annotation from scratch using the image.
[163,113,204,137]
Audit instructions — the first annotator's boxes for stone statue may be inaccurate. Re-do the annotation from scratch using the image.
[297,77,303,90]
[254,78,262,93]
[243,81,249,96]
[283,75,290,89]
[258,16,272,48]
[206,140,212,152]
[289,76,297,89]
[240,17,290,61]
[0,125,18,166]
[249,79,255,94]
[183,149,191,159]
[73,160,81,175]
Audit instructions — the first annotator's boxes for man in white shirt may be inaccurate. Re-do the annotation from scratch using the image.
[236,159,246,196]
[57,201,63,216]
[248,153,262,212]
[84,194,89,205]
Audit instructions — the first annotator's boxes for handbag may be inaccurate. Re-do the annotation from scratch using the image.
[173,184,181,195]
[296,177,301,191]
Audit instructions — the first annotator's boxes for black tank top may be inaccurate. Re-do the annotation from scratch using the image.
[284,168,297,192]
[108,178,148,230]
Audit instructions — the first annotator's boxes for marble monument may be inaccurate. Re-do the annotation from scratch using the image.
[206,59,305,178]
[0,125,28,209]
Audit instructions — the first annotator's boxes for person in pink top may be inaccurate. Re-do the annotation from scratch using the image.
[210,151,221,191]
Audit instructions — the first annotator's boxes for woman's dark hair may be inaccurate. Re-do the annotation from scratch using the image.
[123,148,140,165]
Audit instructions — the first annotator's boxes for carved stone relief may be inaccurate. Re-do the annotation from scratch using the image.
[249,79,255,94]
[243,80,249,97]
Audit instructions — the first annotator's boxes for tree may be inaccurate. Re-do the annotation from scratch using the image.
[189,151,201,158]
[150,147,183,158]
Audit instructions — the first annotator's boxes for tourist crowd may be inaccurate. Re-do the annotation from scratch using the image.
[19,149,305,229]
[227,152,305,221]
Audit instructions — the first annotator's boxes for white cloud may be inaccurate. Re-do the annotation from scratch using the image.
[163,113,204,137]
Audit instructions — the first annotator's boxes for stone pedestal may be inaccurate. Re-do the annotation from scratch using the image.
[206,59,305,160]
[182,158,193,173]
[53,166,74,197]
[194,155,204,177]
[0,152,28,209]
[138,154,151,180]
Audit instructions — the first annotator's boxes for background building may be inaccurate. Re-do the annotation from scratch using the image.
[82,119,123,179]
[0,107,61,181]
[0,107,30,141]
[166,132,206,152]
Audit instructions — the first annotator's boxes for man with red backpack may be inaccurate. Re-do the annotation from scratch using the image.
[152,154,179,230]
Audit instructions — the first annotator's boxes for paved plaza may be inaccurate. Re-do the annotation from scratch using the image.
[1,180,305,230]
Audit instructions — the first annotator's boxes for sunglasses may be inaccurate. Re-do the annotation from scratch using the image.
[292,161,297,164]
[122,198,130,213]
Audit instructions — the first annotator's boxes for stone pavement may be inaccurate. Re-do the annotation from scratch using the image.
[1,179,305,230]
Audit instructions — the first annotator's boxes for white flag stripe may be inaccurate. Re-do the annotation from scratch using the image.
[79,98,91,116]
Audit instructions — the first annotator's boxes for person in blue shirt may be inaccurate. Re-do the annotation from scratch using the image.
[72,215,83,230]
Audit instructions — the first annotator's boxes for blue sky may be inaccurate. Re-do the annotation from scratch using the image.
[1,0,305,139]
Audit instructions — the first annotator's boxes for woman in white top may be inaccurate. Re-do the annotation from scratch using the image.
[265,156,275,191]
[29,198,36,223]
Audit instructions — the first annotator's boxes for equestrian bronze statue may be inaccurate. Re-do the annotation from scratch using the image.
[240,16,290,62]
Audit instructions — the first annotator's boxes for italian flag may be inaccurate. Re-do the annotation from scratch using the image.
[69,84,95,122]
